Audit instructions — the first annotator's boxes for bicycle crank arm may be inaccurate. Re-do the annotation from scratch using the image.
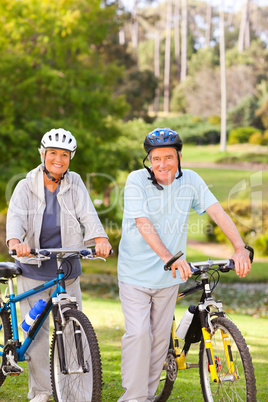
[185,362,199,369]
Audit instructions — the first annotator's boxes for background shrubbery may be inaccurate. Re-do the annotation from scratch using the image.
[206,200,268,256]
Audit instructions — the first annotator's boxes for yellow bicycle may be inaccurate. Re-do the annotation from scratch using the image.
[154,245,256,402]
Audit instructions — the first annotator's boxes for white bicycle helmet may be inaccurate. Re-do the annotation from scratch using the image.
[40,128,77,159]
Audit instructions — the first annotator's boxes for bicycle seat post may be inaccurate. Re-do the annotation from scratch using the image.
[7,277,15,297]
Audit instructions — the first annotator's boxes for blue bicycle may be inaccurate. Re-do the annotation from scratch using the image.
[0,247,104,402]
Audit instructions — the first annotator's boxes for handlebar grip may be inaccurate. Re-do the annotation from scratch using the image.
[224,258,235,270]
[245,244,254,263]
[9,249,37,256]
[164,251,184,271]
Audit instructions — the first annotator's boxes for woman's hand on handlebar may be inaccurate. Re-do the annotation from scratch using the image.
[94,237,112,258]
[9,240,32,258]
[170,258,192,281]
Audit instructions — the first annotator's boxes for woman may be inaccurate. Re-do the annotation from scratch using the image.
[6,128,111,402]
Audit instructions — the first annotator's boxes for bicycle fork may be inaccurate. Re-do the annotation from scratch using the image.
[52,303,89,375]
[200,310,237,383]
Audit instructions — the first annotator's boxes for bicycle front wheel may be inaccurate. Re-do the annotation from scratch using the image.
[199,316,256,402]
[50,309,102,402]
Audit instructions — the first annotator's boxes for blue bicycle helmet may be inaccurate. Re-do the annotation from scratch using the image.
[144,128,183,154]
[143,128,183,190]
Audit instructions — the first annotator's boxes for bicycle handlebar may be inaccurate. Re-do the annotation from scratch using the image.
[164,244,254,273]
[9,248,113,258]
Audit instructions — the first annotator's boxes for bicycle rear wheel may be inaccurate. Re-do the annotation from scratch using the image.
[199,316,256,402]
[50,309,102,402]
[0,310,13,387]
[153,350,177,402]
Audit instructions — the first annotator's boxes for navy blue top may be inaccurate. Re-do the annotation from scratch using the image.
[17,185,82,280]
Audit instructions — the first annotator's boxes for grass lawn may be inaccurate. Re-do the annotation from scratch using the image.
[182,143,268,163]
[1,297,267,402]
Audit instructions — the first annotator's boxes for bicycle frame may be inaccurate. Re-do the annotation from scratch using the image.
[169,270,235,384]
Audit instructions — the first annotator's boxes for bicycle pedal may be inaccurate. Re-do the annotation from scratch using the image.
[2,365,23,376]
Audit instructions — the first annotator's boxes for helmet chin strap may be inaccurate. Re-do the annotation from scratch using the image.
[143,156,164,191]
[43,167,66,184]
[143,151,183,191]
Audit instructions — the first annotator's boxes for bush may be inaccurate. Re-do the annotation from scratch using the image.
[262,130,268,145]
[228,126,258,144]
[208,115,221,125]
[227,96,262,128]
[0,211,7,255]
[254,230,268,256]
[249,132,263,145]
[206,200,268,256]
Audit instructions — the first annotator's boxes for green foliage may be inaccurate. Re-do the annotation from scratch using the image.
[249,132,263,145]
[254,230,268,256]
[263,129,268,145]
[256,98,268,129]
[227,126,258,144]
[207,115,221,125]
[227,96,263,129]
[206,200,268,256]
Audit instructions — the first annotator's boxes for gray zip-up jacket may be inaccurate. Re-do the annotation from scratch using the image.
[6,164,108,264]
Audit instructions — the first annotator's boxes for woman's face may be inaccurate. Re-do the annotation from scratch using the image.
[44,148,71,178]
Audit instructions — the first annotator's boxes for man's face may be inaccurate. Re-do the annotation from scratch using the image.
[150,147,180,185]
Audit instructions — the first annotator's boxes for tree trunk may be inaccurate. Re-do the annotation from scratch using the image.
[220,4,227,152]
[164,0,172,114]
[174,0,181,81]
[238,0,251,52]
[154,23,160,114]
[205,1,212,47]
[181,0,187,82]
[131,0,139,62]
[118,0,125,45]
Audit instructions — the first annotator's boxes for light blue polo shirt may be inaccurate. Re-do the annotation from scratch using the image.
[117,168,218,289]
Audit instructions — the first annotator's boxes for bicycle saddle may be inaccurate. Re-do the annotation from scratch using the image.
[0,262,22,278]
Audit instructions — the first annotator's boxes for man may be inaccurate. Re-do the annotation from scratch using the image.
[117,128,251,402]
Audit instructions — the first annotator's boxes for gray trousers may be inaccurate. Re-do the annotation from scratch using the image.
[118,281,179,402]
[17,275,82,400]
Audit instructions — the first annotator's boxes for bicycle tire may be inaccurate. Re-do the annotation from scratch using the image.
[153,351,177,402]
[0,310,13,387]
[199,316,257,402]
[50,308,102,402]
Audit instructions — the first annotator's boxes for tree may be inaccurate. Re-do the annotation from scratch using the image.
[164,0,172,113]
[205,1,212,47]
[219,3,227,152]
[181,0,188,81]
[174,0,181,81]
[238,0,251,52]
[0,0,129,207]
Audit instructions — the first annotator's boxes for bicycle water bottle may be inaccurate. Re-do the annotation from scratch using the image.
[176,305,196,340]
[21,299,46,332]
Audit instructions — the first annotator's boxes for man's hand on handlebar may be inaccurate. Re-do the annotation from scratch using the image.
[169,258,192,281]
[231,248,252,278]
